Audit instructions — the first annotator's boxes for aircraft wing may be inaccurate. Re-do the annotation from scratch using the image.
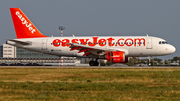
[68,43,129,56]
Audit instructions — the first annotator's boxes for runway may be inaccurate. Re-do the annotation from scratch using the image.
[0,66,179,68]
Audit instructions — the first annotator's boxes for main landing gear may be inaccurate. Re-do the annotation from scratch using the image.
[89,59,99,66]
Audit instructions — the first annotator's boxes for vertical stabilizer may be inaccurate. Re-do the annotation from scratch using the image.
[10,8,47,39]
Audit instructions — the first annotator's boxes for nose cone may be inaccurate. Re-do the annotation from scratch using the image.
[171,45,176,53]
[167,45,176,54]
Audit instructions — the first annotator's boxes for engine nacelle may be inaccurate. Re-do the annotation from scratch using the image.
[106,51,128,63]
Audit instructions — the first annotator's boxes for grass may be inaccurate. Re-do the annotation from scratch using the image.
[0,68,179,100]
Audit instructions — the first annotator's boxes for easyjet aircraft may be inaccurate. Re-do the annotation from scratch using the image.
[7,8,176,66]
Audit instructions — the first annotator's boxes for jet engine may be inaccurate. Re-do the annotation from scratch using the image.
[106,51,128,63]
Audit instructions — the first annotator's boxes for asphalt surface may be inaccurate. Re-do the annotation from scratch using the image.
[0,66,179,68]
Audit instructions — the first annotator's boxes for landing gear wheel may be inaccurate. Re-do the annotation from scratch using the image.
[94,61,99,66]
[89,61,99,66]
[89,61,94,66]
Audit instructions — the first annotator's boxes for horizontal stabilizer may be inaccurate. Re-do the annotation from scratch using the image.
[7,39,31,45]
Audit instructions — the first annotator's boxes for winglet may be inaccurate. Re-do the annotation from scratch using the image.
[10,8,47,39]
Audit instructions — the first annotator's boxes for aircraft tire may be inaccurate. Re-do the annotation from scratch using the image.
[89,61,99,66]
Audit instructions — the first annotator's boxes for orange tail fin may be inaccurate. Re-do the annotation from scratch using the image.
[10,8,47,39]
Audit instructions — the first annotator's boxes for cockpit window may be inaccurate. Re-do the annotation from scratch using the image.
[159,41,168,44]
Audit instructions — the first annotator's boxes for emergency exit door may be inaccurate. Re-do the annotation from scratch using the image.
[147,38,152,49]
[42,39,47,50]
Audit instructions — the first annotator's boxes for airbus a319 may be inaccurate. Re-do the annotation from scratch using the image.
[7,8,176,66]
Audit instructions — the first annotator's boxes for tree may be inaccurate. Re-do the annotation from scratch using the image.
[172,56,180,61]
[100,62,106,66]
[106,61,114,66]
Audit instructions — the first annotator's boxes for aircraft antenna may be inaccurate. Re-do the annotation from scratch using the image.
[59,26,65,65]
[59,26,65,37]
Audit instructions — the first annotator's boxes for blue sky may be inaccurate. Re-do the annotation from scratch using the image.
[0,0,179,60]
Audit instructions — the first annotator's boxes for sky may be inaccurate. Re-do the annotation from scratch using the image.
[0,0,179,60]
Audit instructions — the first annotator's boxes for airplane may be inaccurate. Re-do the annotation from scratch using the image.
[6,8,176,66]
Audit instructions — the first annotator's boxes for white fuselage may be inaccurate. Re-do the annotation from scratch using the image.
[7,36,176,58]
